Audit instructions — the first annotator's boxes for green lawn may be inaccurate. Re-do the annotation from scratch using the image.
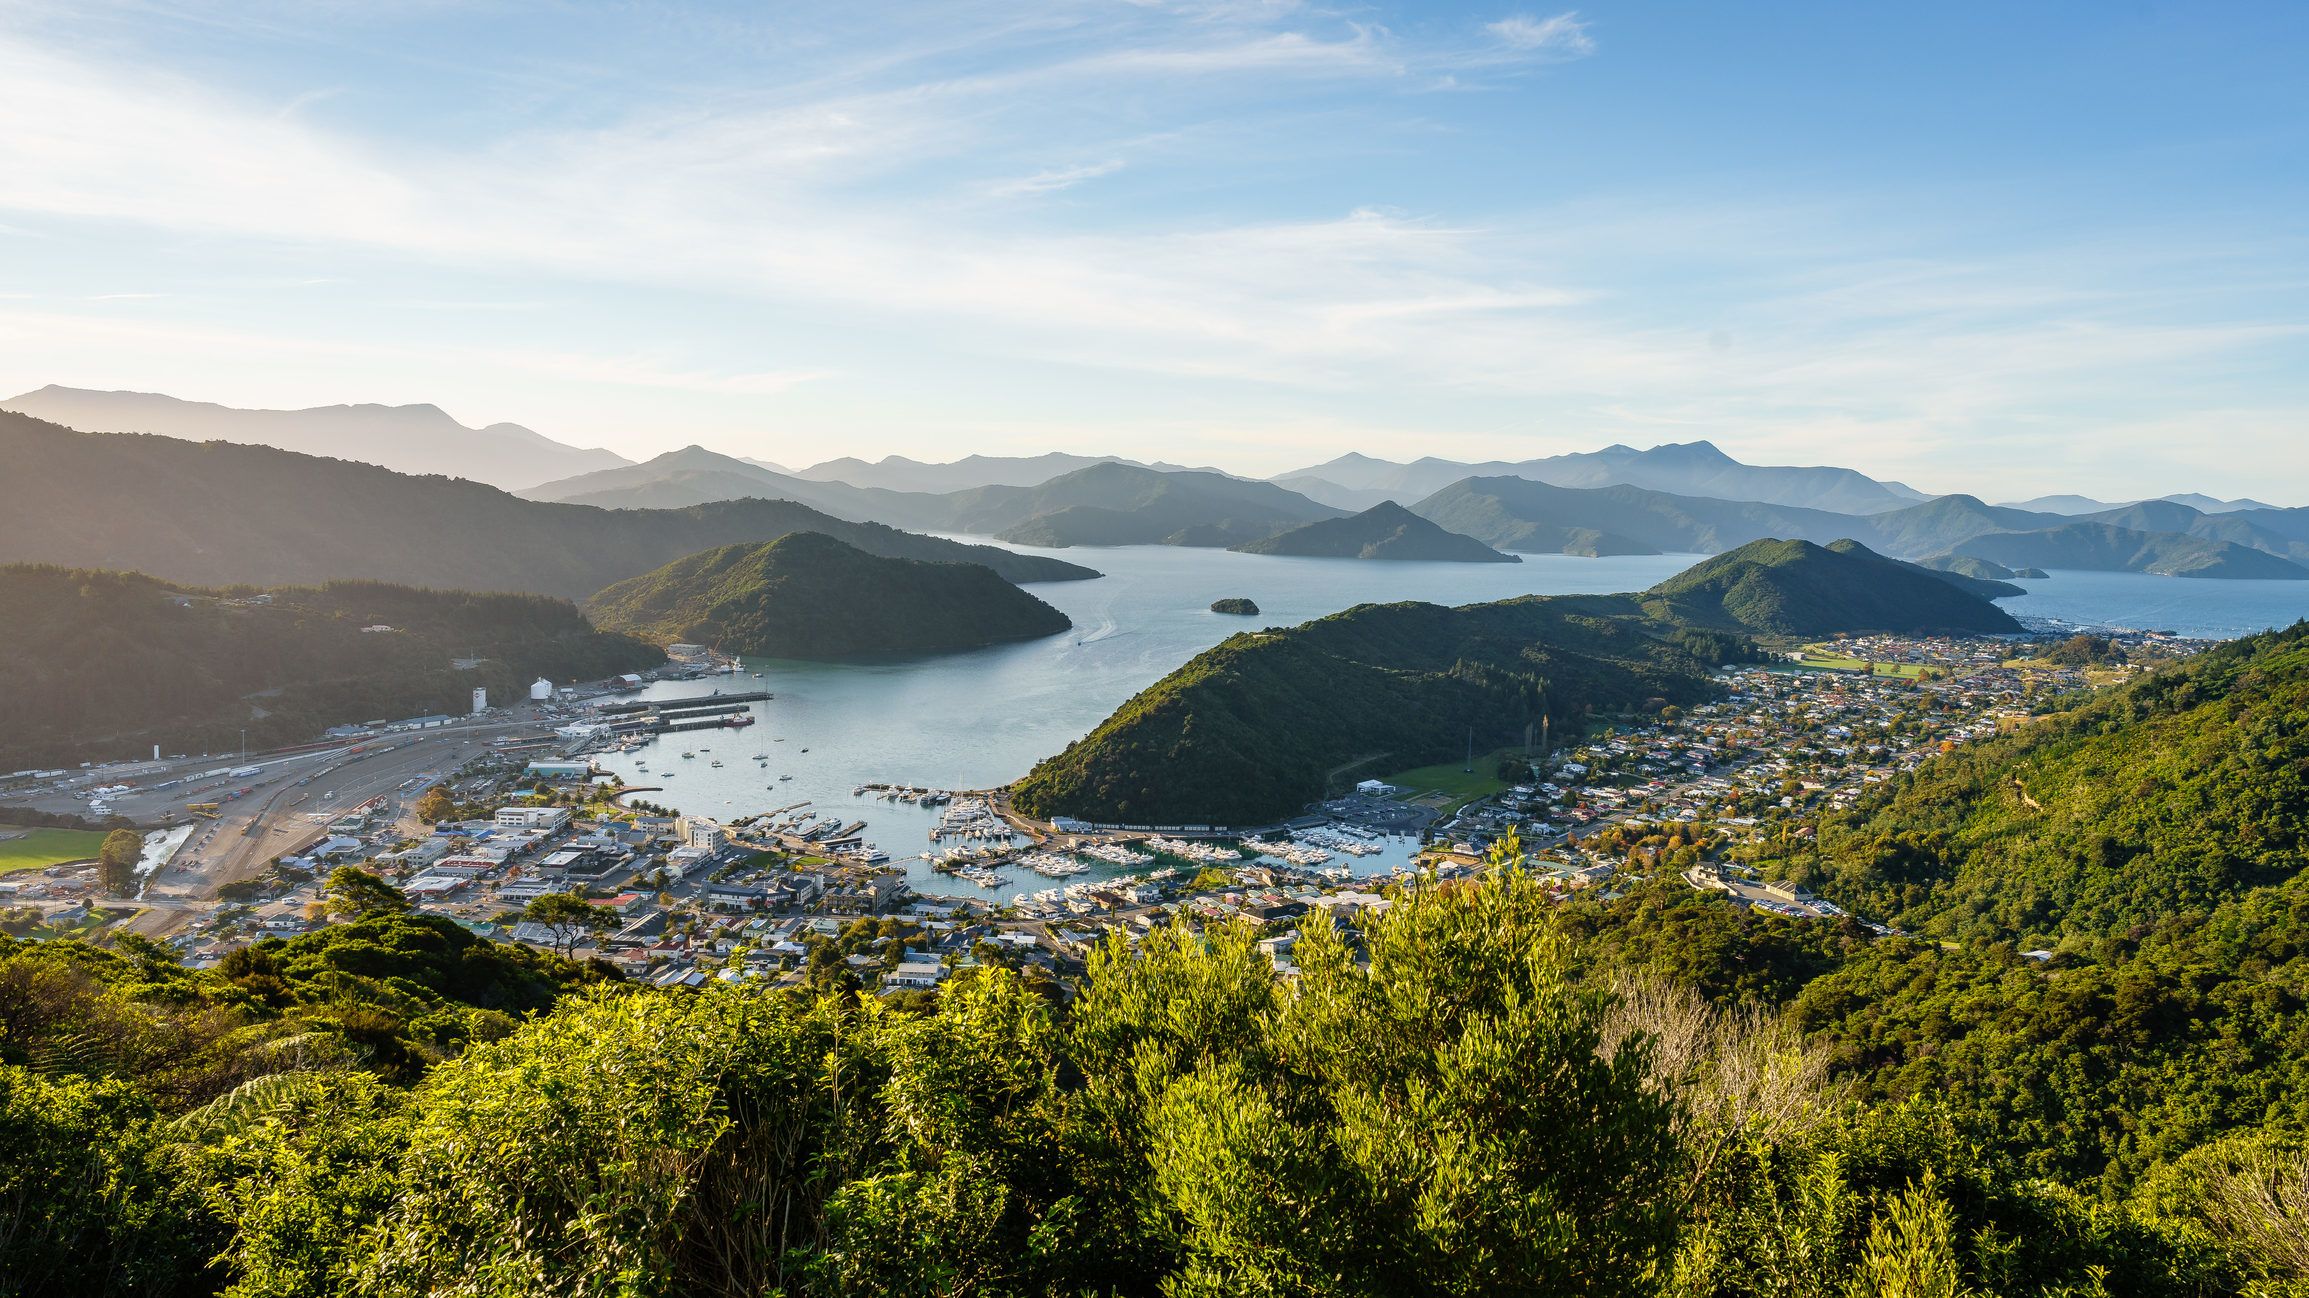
[1375,750,1519,810]
[1792,647,1934,680]
[0,826,108,875]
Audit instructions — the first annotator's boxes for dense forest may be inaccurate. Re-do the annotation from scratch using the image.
[0,413,1096,597]
[1012,593,1754,826]
[7,847,2307,1296]
[583,533,1073,660]
[1012,540,2005,826]
[0,565,663,767]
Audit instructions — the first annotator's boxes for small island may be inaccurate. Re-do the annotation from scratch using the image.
[1211,597,1261,616]
[585,532,1072,661]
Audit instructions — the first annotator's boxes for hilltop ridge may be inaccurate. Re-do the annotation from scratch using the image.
[1228,501,1518,562]
[583,532,1072,660]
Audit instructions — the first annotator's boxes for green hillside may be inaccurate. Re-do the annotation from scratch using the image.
[583,532,1072,660]
[1642,538,2023,636]
[1806,621,2309,943]
[0,412,1097,597]
[0,565,662,768]
[1228,501,1519,562]
[1655,620,2309,1192]
[944,462,1342,548]
[1011,593,1746,825]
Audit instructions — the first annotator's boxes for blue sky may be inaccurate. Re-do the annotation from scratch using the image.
[1,0,2303,499]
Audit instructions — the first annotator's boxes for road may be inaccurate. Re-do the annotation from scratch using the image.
[37,714,561,937]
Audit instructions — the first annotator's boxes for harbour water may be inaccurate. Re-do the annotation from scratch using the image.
[588,545,2309,901]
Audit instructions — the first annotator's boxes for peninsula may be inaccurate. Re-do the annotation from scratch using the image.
[584,533,1073,660]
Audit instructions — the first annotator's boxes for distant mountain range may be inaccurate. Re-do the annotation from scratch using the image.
[946,463,1343,548]
[1272,441,1930,515]
[13,383,2299,580]
[1229,502,1517,563]
[583,532,1072,660]
[1999,491,2278,515]
[0,385,630,491]
[526,452,1335,549]
[789,451,1221,494]
[0,412,1096,598]
[519,445,924,523]
[1408,479,2309,580]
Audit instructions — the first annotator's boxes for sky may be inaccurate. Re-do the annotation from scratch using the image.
[1,0,2304,501]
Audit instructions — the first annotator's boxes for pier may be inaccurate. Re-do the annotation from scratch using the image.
[590,689,772,716]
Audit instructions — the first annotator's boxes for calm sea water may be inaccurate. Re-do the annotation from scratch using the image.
[1999,569,2309,639]
[590,547,2309,901]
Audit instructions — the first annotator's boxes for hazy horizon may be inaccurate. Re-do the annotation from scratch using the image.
[2,1,2303,499]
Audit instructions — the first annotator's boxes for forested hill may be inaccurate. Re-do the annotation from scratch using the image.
[1643,538,2024,636]
[0,565,663,767]
[0,412,1097,597]
[1623,619,2309,1197]
[1807,619,2309,943]
[1227,501,1519,562]
[1012,540,2019,825]
[584,533,1073,660]
[1012,594,1753,825]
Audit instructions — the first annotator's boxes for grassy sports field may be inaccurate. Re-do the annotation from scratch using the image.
[0,826,109,875]
[1791,646,1935,680]
[1375,750,1519,810]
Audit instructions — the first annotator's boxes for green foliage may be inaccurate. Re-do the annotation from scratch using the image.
[410,787,454,824]
[98,827,144,896]
[584,532,1072,659]
[0,1065,221,1298]
[322,867,409,922]
[2034,633,2129,667]
[520,891,617,955]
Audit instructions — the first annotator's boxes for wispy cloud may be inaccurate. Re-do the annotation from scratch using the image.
[982,159,1125,198]
[1484,12,1594,57]
[0,2,2299,495]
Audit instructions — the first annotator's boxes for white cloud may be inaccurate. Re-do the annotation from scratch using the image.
[0,7,2300,495]
[982,159,1125,198]
[1484,12,1594,56]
